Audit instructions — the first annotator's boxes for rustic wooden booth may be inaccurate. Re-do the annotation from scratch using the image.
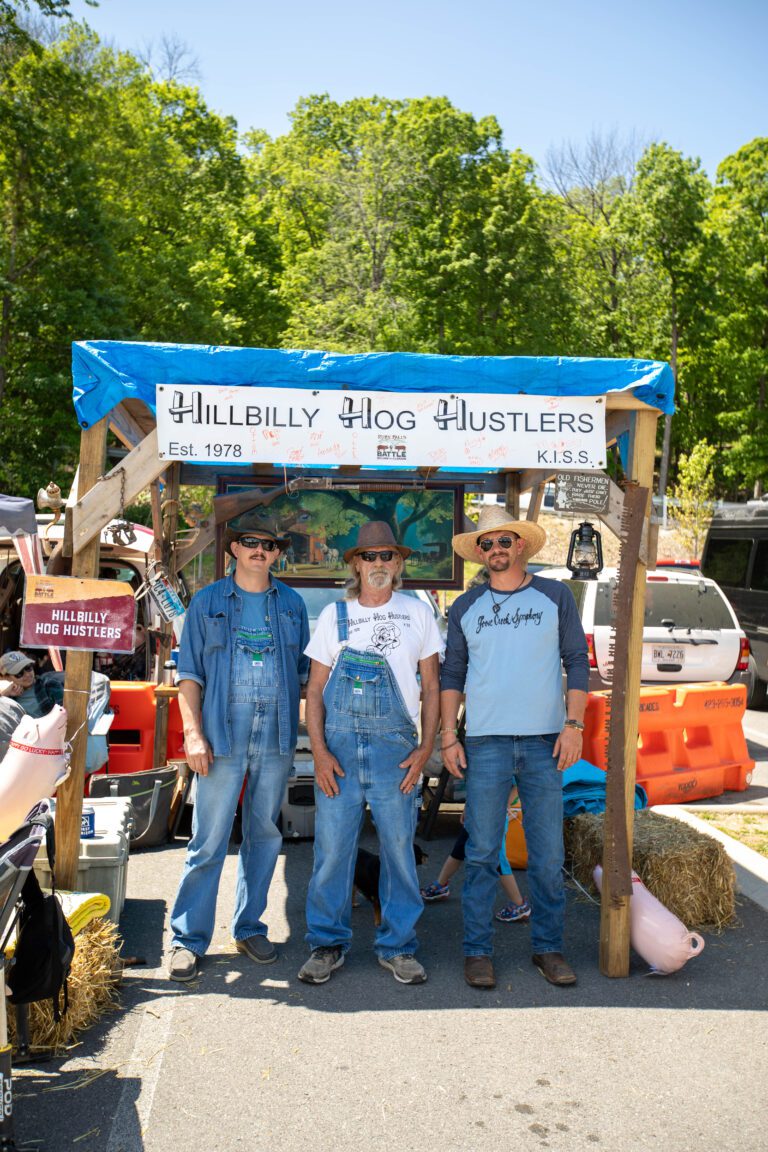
[57,341,674,977]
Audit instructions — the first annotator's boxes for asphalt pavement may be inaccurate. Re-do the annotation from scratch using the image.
[13,722,768,1152]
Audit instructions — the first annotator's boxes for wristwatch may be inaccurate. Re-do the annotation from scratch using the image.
[563,719,585,731]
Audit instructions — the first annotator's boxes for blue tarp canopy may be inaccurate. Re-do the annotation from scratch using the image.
[72,341,675,431]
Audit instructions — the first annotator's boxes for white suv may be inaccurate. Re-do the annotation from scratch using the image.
[537,567,753,696]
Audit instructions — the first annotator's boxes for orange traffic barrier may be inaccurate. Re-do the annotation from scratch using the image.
[103,682,185,776]
[581,682,755,805]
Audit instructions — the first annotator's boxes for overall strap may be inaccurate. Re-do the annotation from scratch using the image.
[335,599,349,643]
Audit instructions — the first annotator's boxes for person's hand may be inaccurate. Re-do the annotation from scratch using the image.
[398,744,431,794]
[0,678,22,698]
[314,748,345,798]
[183,731,214,777]
[553,725,583,772]
[441,738,467,779]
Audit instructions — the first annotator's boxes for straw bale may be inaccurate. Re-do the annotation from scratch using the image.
[564,808,736,930]
[8,917,122,1052]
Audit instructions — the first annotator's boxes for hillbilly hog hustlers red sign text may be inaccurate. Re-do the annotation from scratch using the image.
[21,576,137,653]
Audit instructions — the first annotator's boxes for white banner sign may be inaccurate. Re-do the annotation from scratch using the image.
[155,384,606,470]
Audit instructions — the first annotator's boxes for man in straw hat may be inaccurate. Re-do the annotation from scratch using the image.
[440,505,589,989]
[298,520,443,986]
[167,517,309,982]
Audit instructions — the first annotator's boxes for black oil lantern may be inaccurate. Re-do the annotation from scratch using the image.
[566,521,603,579]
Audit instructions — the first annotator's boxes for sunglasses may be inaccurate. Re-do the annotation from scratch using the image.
[358,550,396,562]
[478,535,518,553]
[236,535,279,552]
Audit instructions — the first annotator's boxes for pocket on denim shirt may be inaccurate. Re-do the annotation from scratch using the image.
[203,614,227,651]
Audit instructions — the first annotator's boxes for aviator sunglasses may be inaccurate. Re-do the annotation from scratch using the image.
[358,550,396,562]
[236,535,279,552]
[478,535,518,552]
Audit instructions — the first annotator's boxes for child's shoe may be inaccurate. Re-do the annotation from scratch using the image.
[495,898,531,922]
[421,881,450,902]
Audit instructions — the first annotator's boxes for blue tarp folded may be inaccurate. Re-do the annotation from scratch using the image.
[562,759,648,818]
[71,341,675,432]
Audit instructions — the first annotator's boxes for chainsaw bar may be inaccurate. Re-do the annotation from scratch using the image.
[603,482,649,905]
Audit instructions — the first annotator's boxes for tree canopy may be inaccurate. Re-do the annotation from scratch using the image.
[1,20,766,501]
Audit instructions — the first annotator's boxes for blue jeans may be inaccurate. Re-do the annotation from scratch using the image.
[305,638,423,960]
[170,697,294,955]
[462,735,565,956]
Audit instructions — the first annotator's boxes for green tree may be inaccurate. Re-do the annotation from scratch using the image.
[671,440,717,558]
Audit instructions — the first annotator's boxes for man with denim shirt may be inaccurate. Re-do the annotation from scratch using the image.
[440,506,589,990]
[167,519,309,983]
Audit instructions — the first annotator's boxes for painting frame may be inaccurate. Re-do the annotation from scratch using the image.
[215,476,465,589]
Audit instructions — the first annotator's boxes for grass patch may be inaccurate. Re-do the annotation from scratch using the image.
[698,812,768,859]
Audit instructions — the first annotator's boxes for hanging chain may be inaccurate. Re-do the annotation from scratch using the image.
[107,467,137,546]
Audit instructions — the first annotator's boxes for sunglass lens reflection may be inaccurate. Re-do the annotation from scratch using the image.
[238,536,278,551]
[479,536,515,552]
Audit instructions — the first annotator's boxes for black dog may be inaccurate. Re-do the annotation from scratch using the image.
[353,844,428,926]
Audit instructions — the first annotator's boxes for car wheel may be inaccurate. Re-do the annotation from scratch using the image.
[746,655,768,710]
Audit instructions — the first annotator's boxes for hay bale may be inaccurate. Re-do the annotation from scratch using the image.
[8,917,122,1052]
[565,808,736,930]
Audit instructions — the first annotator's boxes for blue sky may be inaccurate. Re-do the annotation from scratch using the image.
[67,0,766,179]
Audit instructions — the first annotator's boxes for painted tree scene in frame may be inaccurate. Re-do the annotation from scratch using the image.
[224,483,463,587]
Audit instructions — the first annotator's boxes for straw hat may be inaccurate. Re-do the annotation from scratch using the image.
[452,504,546,564]
[343,521,411,564]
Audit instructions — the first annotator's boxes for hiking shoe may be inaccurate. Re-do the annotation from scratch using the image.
[532,952,577,986]
[168,947,198,983]
[234,935,277,964]
[378,954,427,985]
[298,947,344,984]
[464,955,496,989]
[421,881,450,902]
[495,898,531,923]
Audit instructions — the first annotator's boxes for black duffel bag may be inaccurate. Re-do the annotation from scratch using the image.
[89,767,178,848]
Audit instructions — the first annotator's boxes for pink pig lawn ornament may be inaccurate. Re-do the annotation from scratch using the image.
[594,864,705,975]
[0,704,69,839]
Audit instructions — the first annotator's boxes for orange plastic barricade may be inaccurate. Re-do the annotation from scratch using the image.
[580,682,754,806]
[505,805,528,869]
[105,682,157,775]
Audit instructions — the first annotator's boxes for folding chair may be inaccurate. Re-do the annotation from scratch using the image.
[0,799,51,1151]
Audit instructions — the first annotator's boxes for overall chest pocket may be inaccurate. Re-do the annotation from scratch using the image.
[330,655,392,718]
[232,639,278,690]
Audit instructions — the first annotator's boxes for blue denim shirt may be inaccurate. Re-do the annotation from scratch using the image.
[177,574,309,757]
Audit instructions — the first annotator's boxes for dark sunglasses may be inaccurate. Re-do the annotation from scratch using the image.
[478,535,518,552]
[358,550,396,562]
[236,535,279,552]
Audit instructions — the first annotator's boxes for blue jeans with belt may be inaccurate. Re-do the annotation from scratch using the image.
[305,632,423,960]
[462,734,565,956]
[170,637,294,956]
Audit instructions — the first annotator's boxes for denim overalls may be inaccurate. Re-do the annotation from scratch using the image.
[170,597,294,956]
[305,601,424,960]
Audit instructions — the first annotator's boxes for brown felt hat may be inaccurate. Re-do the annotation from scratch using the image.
[343,521,412,564]
[452,504,546,563]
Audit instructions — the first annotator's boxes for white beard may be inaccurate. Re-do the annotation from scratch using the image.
[365,569,393,590]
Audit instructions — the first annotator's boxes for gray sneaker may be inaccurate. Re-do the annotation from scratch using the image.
[298,947,345,984]
[168,947,198,982]
[378,954,427,985]
[234,935,277,964]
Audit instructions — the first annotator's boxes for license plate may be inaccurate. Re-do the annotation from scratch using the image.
[651,645,686,665]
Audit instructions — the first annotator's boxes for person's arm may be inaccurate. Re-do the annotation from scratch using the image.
[440,687,467,778]
[398,652,440,793]
[305,659,345,797]
[178,679,214,776]
[553,585,590,770]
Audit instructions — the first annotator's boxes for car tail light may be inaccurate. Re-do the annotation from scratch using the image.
[647,575,669,581]
[737,636,750,672]
[585,633,597,669]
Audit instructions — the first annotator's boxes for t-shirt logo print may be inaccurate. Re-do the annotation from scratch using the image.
[367,622,401,655]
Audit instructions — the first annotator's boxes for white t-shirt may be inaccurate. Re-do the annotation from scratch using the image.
[305,592,445,724]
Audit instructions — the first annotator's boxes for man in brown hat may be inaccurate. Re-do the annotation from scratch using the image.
[167,518,309,982]
[298,521,443,986]
[440,505,589,990]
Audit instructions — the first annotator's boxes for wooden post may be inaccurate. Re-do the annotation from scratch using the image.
[152,465,180,770]
[56,420,107,890]
[599,407,657,975]
[504,472,520,518]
